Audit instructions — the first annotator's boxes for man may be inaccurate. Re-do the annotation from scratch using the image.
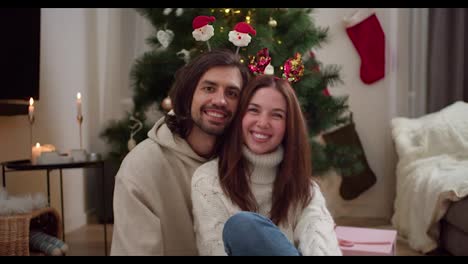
[111,49,250,255]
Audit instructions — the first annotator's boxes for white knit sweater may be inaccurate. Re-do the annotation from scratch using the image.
[191,146,342,256]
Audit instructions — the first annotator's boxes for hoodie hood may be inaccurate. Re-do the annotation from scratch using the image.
[148,117,207,163]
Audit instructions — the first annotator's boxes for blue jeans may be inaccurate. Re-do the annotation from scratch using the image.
[222,211,301,256]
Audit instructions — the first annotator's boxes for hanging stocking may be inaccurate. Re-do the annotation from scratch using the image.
[323,114,376,200]
[345,11,385,85]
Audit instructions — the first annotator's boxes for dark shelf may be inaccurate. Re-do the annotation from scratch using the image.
[0,103,28,116]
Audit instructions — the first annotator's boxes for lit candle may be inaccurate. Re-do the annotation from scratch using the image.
[28,97,34,122]
[31,142,42,165]
[76,92,82,117]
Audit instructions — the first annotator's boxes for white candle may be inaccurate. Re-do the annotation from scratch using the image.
[28,97,34,121]
[31,142,41,165]
[76,92,82,117]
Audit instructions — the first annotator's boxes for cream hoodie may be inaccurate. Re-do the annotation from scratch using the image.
[111,117,207,255]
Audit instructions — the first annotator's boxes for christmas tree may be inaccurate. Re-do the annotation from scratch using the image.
[100,8,361,177]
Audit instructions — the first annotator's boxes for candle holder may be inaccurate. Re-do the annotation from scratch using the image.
[77,115,83,149]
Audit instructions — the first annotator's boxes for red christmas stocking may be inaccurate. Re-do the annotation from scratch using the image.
[345,13,385,84]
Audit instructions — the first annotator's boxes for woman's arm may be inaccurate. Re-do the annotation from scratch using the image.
[293,183,342,256]
[191,168,231,256]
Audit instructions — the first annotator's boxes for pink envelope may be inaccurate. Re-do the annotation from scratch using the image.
[335,226,397,256]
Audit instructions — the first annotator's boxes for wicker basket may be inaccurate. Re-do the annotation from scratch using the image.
[0,207,62,256]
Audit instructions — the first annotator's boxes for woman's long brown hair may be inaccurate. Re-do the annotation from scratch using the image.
[219,75,314,226]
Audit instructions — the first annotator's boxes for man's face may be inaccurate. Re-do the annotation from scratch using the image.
[191,66,243,136]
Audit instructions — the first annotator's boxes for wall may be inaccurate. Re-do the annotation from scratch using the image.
[313,8,411,219]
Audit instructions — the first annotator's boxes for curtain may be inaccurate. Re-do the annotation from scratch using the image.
[427,8,468,113]
[82,9,153,223]
[85,8,152,154]
[408,8,429,118]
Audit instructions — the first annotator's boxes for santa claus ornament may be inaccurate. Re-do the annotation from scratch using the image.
[192,15,216,51]
[228,22,257,54]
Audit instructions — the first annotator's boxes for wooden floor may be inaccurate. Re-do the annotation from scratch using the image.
[65,223,113,256]
[64,217,430,256]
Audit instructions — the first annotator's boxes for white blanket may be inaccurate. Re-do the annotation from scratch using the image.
[391,101,468,254]
[0,187,47,216]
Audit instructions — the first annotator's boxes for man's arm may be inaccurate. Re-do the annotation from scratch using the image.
[111,165,163,255]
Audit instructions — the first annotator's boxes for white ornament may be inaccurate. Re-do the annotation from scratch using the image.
[177,49,190,64]
[156,29,174,48]
[128,115,143,151]
[127,138,137,151]
[175,8,183,16]
[265,63,274,75]
[268,18,277,27]
[163,8,172,15]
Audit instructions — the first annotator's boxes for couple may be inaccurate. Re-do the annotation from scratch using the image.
[110,49,342,256]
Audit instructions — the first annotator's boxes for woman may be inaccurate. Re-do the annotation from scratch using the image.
[191,75,342,256]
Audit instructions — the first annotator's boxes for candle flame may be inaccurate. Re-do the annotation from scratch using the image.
[35,142,40,147]
[77,92,81,100]
[29,97,34,106]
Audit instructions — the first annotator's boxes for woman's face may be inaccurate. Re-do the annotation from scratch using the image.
[242,87,287,155]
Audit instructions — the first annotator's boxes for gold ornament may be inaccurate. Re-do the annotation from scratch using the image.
[268,17,277,27]
[161,96,172,111]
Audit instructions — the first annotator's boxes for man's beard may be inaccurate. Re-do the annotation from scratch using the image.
[192,117,227,136]
[192,105,232,136]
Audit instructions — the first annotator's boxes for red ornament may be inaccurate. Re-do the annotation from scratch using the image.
[282,53,304,83]
[248,48,272,75]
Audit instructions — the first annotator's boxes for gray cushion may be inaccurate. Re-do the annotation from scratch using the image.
[440,220,468,256]
[444,196,468,234]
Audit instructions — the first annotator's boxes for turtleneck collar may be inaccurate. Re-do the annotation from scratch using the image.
[242,145,284,185]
